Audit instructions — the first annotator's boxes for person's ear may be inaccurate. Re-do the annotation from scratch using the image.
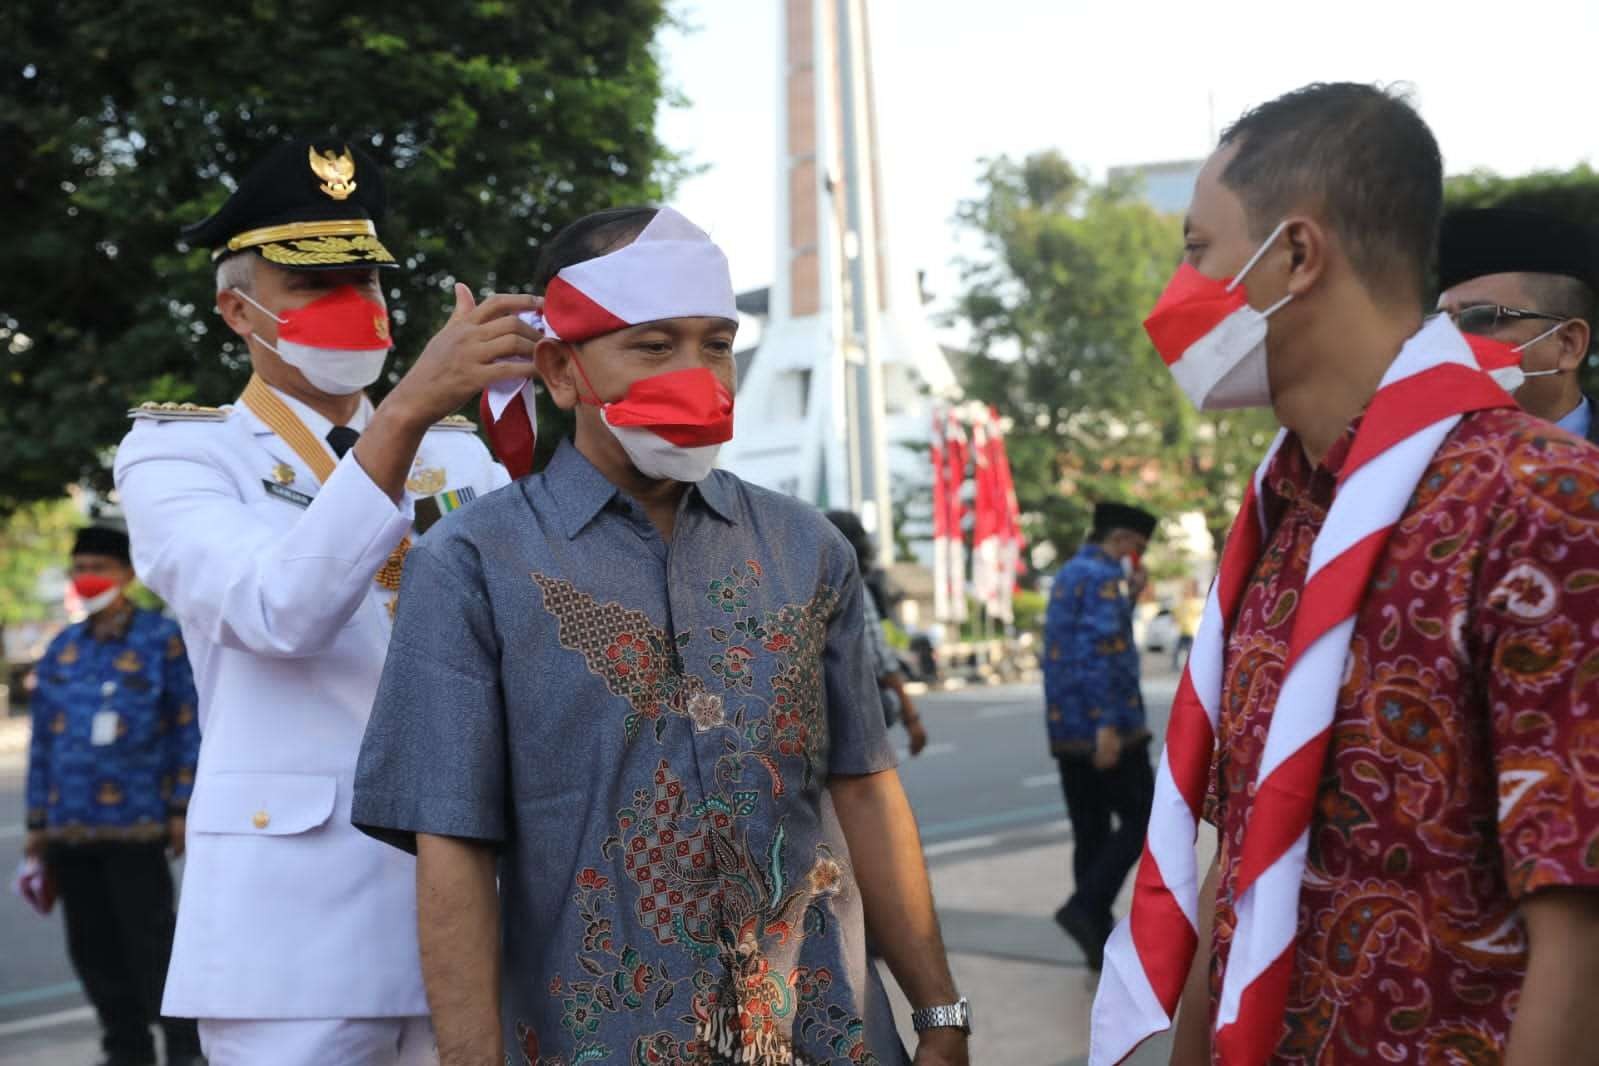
[534,338,581,411]
[1556,319,1590,373]
[1282,217,1327,298]
[216,288,256,341]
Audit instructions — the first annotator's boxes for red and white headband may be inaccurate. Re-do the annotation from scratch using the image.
[481,207,737,477]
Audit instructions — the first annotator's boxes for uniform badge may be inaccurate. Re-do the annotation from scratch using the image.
[308,145,358,201]
[406,465,447,495]
[271,462,297,486]
[413,486,478,535]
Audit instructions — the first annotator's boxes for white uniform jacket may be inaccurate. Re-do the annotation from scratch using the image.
[113,389,509,1019]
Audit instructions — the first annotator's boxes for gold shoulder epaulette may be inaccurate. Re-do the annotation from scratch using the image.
[432,414,478,432]
[128,401,230,423]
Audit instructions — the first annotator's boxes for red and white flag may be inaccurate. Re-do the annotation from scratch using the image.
[931,409,951,625]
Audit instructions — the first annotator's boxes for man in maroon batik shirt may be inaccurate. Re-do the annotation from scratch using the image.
[1157,83,1599,1065]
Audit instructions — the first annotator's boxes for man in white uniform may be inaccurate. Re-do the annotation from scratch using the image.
[114,138,540,1066]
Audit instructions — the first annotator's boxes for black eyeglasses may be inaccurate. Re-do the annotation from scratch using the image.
[1449,304,1567,336]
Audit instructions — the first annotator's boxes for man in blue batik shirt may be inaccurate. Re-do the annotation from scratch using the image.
[1042,501,1156,971]
[24,526,203,1066]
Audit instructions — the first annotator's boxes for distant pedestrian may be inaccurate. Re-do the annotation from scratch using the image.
[1171,580,1203,670]
[24,526,203,1066]
[1042,502,1157,969]
[827,509,929,755]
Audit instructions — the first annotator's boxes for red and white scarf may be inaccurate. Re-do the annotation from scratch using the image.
[1090,316,1513,1065]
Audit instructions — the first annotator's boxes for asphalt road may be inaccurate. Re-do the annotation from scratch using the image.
[0,664,1180,1061]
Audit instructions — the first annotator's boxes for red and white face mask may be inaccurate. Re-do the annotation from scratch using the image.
[481,208,737,478]
[1464,323,1567,393]
[1143,220,1291,411]
[572,361,734,482]
[235,285,392,395]
[71,574,123,615]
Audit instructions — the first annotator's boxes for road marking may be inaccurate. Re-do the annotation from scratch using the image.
[0,982,79,1010]
[923,834,997,857]
[921,817,1072,858]
[976,703,1035,720]
[0,1006,94,1038]
[1021,773,1057,789]
[920,803,1065,842]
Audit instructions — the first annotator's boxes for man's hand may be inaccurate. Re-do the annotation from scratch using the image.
[913,1028,970,1066]
[1093,725,1123,771]
[23,830,45,861]
[380,286,542,431]
[356,286,542,501]
[904,714,929,757]
[167,815,186,859]
[1127,564,1149,602]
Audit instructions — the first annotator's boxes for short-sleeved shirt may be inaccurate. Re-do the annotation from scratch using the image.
[27,604,200,842]
[1206,409,1599,1063]
[1043,545,1146,752]
[353,440,906,1066]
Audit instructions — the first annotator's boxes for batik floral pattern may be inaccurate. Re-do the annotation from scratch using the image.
[528,562,875,1065]
[1208,411,1599,1064]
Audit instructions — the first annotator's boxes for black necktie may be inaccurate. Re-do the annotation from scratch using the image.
[326,425,360,459]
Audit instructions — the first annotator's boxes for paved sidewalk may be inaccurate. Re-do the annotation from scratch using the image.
[881,827,1179,1066]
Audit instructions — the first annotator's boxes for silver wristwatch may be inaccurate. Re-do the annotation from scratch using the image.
[910,996,973,1035]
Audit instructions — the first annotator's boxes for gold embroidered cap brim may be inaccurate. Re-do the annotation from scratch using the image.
[257,233,398,269]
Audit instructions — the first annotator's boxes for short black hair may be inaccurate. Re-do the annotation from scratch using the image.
[532,206,658,292]
[1219,82,1442,303]
[1526,272,1599,328]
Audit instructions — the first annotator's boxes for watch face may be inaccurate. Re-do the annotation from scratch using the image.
[960,997,974,1032]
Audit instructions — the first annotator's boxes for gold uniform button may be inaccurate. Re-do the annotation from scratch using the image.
[252,810,271,830]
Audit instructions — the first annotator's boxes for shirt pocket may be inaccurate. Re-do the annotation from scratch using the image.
[187,772,337,837]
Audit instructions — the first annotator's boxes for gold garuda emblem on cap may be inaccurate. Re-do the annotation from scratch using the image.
[309,146,357,201]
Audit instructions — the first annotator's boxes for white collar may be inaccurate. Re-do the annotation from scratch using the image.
[268,385,373,438]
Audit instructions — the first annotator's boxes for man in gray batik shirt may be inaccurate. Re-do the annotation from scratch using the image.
[352,206,970,1066]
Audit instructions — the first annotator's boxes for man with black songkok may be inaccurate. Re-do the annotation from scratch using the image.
[1438,206,1599,440]
[1041,501,1157,970]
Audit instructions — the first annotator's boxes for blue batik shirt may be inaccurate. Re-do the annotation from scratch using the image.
[1042,544,1146,753]
[26,604,200,842]
[354,440,907,1066]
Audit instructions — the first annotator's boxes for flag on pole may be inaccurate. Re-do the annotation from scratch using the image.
[931,408,950,625]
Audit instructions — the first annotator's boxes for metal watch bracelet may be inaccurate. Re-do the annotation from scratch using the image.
[910,996,972,1034]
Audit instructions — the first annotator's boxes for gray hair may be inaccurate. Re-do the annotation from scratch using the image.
[215,252,258,294]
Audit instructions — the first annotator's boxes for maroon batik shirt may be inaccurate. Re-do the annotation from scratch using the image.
[1207,408,1599,1063]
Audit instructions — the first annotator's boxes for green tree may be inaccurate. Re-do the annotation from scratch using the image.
[952,152,1274,566]
[1,0,683,513]
[0,498,77,626]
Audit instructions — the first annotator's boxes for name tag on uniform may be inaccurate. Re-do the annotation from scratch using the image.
[262,480,314,508]
[91,711,120,746]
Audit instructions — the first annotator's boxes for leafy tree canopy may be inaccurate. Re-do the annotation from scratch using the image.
[952,152,1275,569]
[1,0,682,512]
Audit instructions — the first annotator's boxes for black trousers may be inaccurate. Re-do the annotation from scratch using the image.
[1056,740,1156,925]
[49,842,200,1064]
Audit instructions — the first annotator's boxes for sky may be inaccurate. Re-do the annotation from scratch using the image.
[658,0,1599,320]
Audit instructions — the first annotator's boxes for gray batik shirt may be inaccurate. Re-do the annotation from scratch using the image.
[353,440,907,1066]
